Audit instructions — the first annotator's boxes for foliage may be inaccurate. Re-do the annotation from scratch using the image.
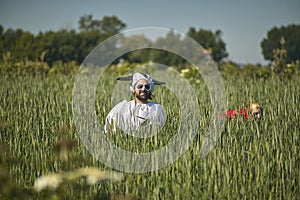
[286,60,300,76]
[118,34,152,63]
[1,20,300,68]
[0,16,231,66]
[118,29,228,68]
[0,26,35,61]
[268,36,300,78]
[272,37,288,78]
[78,15,126,34]
[218,61,273,80]
[0,55,79,76]
[0,15,127,65]
[261,24,300,63]
[34,29,82,65]
[151,31,187,66]
[187,27,228,62]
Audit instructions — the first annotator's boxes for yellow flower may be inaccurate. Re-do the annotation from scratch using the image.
[180,68,190,77]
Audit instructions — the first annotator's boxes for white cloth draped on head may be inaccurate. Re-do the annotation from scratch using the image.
[130,73,154,93]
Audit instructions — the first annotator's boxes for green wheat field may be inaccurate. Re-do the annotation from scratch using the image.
[0,64,299,199]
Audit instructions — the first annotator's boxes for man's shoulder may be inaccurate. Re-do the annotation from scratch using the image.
[110,100,133,110]
[115,99,132,105]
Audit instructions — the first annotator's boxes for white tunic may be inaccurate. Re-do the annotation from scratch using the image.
[104,100,165,134]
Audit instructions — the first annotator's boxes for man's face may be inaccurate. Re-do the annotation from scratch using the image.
[133,79,151,103]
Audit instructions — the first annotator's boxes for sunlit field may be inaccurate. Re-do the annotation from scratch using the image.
[0,65,299,199]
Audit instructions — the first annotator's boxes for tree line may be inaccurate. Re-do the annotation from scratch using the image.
[0,15,300,68]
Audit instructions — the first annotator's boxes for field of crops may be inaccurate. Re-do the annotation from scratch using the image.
[0,64,299,199]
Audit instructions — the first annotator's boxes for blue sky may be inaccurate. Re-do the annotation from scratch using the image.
[1,0,299,64]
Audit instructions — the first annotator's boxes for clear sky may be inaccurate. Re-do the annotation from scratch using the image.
[1,0,299,64]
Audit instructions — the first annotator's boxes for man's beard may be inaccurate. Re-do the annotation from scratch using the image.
[135,91,150,103]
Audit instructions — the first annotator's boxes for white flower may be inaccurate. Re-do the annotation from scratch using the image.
[33,167,124,191]
[34,173,63,192]
[74,167,124,185]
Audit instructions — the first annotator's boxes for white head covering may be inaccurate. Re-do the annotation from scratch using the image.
[129,73,154,93]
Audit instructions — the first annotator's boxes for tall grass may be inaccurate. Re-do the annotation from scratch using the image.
[0,67,299,199]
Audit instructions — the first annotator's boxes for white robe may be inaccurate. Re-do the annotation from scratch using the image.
[104,100,165,134]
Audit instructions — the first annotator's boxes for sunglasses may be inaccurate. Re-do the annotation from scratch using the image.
[136,84,151,91]
[253,112,260,116]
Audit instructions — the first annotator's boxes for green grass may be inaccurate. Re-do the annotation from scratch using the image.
[0,67,299,199]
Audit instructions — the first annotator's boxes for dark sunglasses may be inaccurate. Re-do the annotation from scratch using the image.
[253,112,259,116]
[136,84,151,91]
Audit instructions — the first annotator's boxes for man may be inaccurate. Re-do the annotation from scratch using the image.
[226,102,263,120]
[104,72,165,134]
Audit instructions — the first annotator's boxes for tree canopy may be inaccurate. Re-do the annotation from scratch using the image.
[0,15,127,65]
[187,27,228,62]
[0,15,231,65]
[78,15,125,34]
[261,24,300,63]
[1,15,299,67]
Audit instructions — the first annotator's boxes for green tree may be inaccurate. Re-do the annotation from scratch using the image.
[99,16,126,35]
[77,15,126,64]
[187,27,228,62]
[119,34,152,63]
[78,15,98,32]
[13,32,35,60]
[0,28,25,60]
[261,24,300,63]
[152,30,186,66]
[34,29,81,64]
[78,15,125,35]
[0,15,126,65]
